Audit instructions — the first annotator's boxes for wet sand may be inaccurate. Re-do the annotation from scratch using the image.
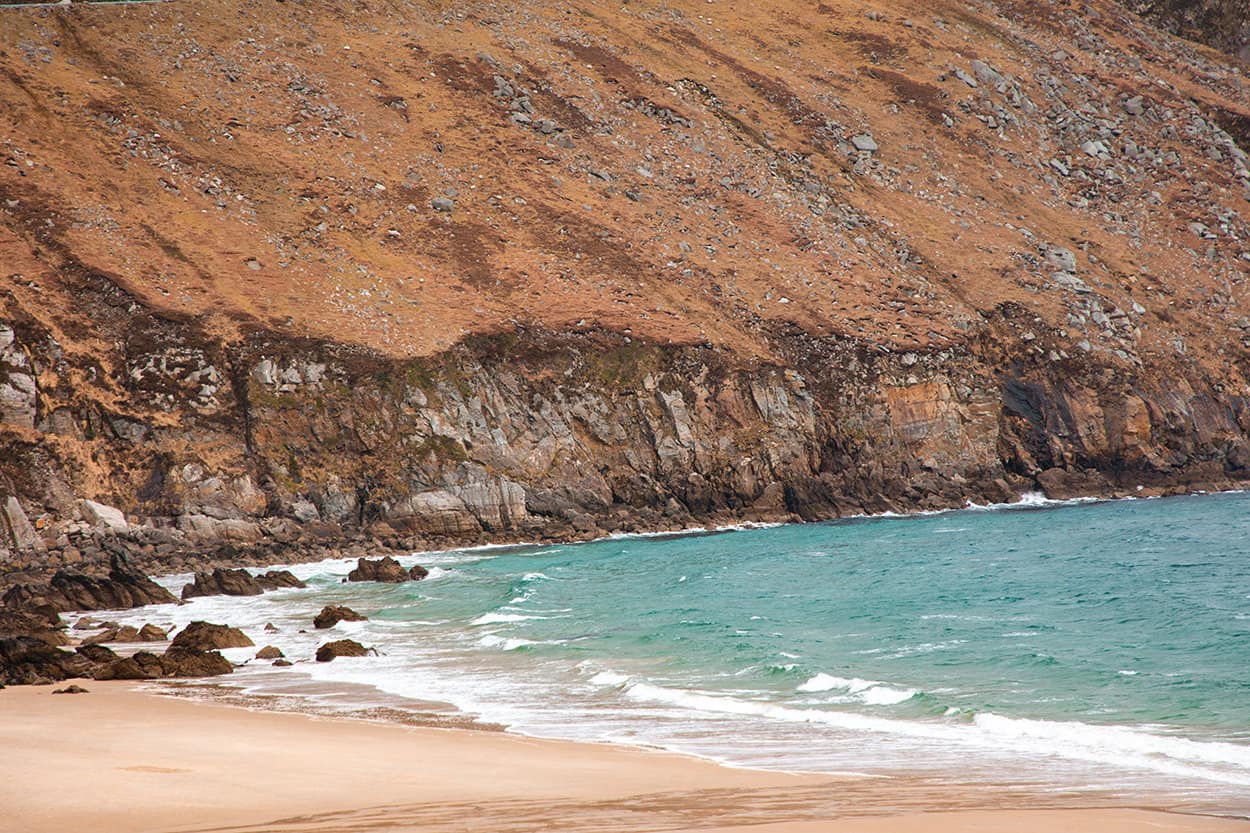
[1,682,1246,833]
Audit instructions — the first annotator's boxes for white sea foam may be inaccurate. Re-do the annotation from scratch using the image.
[797,674,917,705]
[478,634,541,651]
[618,680,1250,786]
[588,671,630,687]
[470,612,540,625]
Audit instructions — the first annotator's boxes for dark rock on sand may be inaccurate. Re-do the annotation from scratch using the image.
[313,605,367,629]
[160,647,232,677]
[52,684,89,694]
[347,556,426,583]
[272,658,293,667]
[315,639,369,661]
[0,636,92,685]
[169,621,254,651]
[0,607,68,647]
[94,651,165,680]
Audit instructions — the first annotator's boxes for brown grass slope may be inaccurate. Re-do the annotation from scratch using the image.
[1,0,1246,360]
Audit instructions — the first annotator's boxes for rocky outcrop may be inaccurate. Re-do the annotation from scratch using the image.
[1124,0,1250,60]
[169,621,253,651]
[255,570,306,591]
[159,648,233,677]
[181,568,264,599]
[0,637,92,685]
[347,556,427,584]
[313,605,367,630]
[315,639,370,662]
[1,553,178,613]
[181,567,305,599]
[255,645,283,660]
[83,623,167,644]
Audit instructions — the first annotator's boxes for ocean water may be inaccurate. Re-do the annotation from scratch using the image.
[105,492,1250,814]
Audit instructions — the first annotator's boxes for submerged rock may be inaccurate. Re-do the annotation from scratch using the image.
[347,556,427,583]
[181,568,264,599]
[315,639,370,662]
[313,605,367,629]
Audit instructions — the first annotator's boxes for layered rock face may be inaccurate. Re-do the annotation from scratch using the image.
[0,0,1248,579]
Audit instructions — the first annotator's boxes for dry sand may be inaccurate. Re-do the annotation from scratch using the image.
[1,682,1246,833]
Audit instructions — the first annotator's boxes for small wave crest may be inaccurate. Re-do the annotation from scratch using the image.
[470,612,540,625]
[797,673,918,705]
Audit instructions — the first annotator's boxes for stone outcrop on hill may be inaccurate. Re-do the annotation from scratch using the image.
[0,0,1248,582]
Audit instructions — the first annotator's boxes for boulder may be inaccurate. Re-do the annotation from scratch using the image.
[160,647,232,677]
[81,500,129,534]
[1,497,43,553]
[255,645,283,660]
[169,621,254,651]
[347,556,427,583]
[181,568,264,599]
[52,684,89,694]
[273,658,293,667]
[313,605,367,629]
[315,639,369,662]
[137,624,168,641]
[255,570,306,591]
[94,651,165,680]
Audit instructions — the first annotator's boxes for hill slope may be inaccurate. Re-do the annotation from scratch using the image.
[1,0,1249,576]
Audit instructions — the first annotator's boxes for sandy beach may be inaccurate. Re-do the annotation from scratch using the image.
[1,682,1246,833]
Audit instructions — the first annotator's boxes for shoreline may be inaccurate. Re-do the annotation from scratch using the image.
[3,681,1249,833]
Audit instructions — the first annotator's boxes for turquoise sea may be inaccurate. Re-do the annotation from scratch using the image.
[111,492,1250,815]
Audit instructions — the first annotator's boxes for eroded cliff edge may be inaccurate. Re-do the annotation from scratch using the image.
[3,282,1248,582]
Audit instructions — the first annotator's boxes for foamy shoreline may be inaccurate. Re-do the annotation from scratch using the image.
[3,681,1248,833]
